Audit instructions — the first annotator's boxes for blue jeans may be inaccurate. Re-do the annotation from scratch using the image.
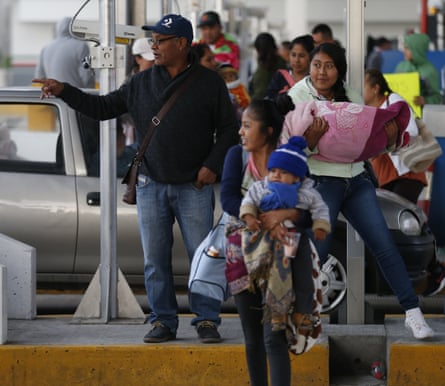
[235,289,290,386]
[136,175,221,333]
[311,172,419,311]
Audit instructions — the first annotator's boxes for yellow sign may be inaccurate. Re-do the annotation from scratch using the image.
[383,72,422,118]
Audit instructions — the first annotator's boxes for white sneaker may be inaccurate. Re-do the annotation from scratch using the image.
[405,307,435,340]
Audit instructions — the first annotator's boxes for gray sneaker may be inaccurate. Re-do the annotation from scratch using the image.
[143,321,176,343]
[196,321,222,343]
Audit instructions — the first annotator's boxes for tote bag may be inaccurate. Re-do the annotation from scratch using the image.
[398,117,442,173]
[188,212,230,302]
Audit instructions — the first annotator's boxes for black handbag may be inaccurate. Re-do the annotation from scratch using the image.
[122,67,201,204]
[121,156,141,204]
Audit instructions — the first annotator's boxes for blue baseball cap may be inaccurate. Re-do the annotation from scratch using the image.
[142,14,193,45]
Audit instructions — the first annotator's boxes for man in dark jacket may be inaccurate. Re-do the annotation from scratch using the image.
[34,14,239,344]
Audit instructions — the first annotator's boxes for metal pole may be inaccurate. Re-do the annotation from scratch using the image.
[0,0,12,86]
[72,0,145,325]
[346,0,365,96]
[161,0,172,15]
[99,0,118,322]
[345,0,365,324]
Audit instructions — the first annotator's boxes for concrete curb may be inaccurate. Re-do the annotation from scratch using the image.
[0,343,329,386]
[385,314,445,386]
[2,314,445,385]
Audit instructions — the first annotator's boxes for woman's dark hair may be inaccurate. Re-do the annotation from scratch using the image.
[290,34,315,55]
[247,96,295,147]
[365,68,393,96]
[254,32,279,71]
[310,43,350,101]
[191,43,210,60]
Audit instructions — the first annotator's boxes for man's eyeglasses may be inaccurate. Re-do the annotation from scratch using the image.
[148,36,178,46]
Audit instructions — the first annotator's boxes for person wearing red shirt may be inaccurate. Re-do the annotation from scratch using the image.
[197,11,240,70]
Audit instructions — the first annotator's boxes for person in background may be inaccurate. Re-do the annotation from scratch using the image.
[0,123,17,160]
[130,37,155,74]
[278,40,291,65]
[88,123,137,178]
[191,42,218,70]
[34,17,95,89]
[192,43,244,121]
[266,34,314,99]
[285,43,435,340]
[34,14,239,344]
[218,63,250,111]
[396,34,445,292]
[365,69,426,203]
[311,23,335,47]
[249,32,287,101]
[122,37,156,145]
[197,10,240,70]
[395,33,442,108]
[366,36,392,71]
[365,69,445,297]
[221,99,315,386]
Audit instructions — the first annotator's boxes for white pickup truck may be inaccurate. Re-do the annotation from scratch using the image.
[0,87,191,289]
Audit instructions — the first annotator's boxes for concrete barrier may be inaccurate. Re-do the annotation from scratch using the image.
[0,265,6,344]
[0,234,36,319]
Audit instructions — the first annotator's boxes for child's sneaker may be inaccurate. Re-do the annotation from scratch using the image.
[405,307,434,340]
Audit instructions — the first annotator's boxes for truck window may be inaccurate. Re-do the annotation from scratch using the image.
[78,113,136,178]
[77,112,100,177]
[0,103,63,174]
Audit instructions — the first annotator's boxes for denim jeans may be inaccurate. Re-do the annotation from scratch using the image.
[311,172,419,311]
[235,289,291,386]
[136,175,221,333]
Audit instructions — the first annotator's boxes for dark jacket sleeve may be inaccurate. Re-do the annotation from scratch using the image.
[59,82,128,120]
[265,70,287,100]
[202,76,240,177]
[220,145,244,217]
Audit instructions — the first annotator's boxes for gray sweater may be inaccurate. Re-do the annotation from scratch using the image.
[59,53,240,183]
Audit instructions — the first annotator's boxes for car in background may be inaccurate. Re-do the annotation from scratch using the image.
[322,189,436,312]
[0,87,437,312]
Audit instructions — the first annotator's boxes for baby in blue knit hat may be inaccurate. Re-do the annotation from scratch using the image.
[240,135,331,250]
[240,136,331,335]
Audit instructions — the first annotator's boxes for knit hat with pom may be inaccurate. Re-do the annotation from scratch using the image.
[267,136,308,178]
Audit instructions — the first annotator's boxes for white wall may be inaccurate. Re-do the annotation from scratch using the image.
[241,0,420,46]
[13,0,98,63]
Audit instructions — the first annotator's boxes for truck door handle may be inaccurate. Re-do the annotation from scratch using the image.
[87,192,100,206]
